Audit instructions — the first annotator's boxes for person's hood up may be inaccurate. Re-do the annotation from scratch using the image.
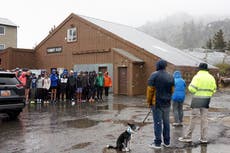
[173,71,182,79]
[156,59,167,71]
[52,69,56,74]
[98,72,102,75]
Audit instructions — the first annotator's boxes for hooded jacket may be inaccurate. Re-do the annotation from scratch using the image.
[147,60,174,107]
[50,73,58,87]
[172,71,186,102]
[189,70,216,97]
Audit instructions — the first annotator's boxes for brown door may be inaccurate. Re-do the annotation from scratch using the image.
[98,66,107,74]
[118,67,127,95]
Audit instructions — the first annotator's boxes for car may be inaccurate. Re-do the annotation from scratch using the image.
[0,71,25,119]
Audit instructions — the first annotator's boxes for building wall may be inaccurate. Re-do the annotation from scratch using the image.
[0,50,10,70]
[10,50,35,69]
[0,25,17,49]
[0,48,35,70]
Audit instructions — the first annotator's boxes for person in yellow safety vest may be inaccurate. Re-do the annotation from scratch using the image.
[179,62,217,144]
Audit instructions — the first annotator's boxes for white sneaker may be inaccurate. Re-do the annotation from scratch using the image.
[162,143,170,147]
[149,143,161,149]
[178,137,192,143]
[172,123,180,126]
[199,138,208,144]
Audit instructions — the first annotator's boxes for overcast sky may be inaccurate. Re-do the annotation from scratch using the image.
[1,0,230,48]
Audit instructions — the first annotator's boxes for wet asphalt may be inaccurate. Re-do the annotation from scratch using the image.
[0,88,230,153]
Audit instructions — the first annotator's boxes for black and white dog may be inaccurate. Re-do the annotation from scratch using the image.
[107,123,140,152]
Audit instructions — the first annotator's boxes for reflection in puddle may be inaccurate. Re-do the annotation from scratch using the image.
[62,118,99,128]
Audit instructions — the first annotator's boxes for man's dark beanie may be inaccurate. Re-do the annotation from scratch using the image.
[198,63,208,70]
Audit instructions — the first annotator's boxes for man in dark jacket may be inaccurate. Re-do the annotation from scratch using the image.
[68,70,76,101]
[147,59,174,149]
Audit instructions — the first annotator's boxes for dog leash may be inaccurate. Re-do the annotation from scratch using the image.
[142,109,152,124]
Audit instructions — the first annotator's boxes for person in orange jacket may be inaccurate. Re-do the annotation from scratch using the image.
[104,71,112,96]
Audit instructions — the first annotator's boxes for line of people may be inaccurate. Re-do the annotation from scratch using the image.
[15,68,112,104]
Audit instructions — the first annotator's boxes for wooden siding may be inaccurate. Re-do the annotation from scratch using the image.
[0,50,10,70]
[0,48,35,70]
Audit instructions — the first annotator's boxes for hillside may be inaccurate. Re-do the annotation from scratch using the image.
[139,13,230,49]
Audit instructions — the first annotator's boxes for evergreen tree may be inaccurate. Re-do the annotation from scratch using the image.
[227,40,230,51]
[206,38,212,49]
[212,29,226,51]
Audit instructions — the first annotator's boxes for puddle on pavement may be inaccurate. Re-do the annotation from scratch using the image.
[71,142,92,149]
[112,119,149,128]
[112,103,127,111]
[64,142,92,151]
[96,104,109,110]
[62,118,99,129]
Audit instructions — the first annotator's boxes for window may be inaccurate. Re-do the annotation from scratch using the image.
[0,44,5,50]
[0,26,5,35]
[67,27,77,42]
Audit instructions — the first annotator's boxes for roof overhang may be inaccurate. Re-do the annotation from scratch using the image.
[112,48,144,64]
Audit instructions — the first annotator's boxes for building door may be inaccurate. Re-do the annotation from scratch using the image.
[118,67,128,95]
[98,66,107,74]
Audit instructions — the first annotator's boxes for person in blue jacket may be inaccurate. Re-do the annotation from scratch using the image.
[172,71,186,126]
[50,69,59,102]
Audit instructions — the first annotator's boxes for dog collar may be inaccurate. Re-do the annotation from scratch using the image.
[127,127,132,134]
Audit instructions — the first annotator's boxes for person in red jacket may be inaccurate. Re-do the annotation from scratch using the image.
[19,72,27,86]
[103,71,112,96]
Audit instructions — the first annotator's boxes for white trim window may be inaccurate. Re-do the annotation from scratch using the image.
[0,26,5,35]
[67,27,77,42]
[0,44,5,50]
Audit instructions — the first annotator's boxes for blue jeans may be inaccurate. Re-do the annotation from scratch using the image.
[173,102,183,123]
[151,105,170,145]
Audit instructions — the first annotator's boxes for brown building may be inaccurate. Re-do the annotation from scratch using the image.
[0,47,35,70]
[0,13,218,95]
[0,17,17,50]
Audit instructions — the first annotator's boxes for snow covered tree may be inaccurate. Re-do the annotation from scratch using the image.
[206,38,212,49]
[213,29,226,51]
